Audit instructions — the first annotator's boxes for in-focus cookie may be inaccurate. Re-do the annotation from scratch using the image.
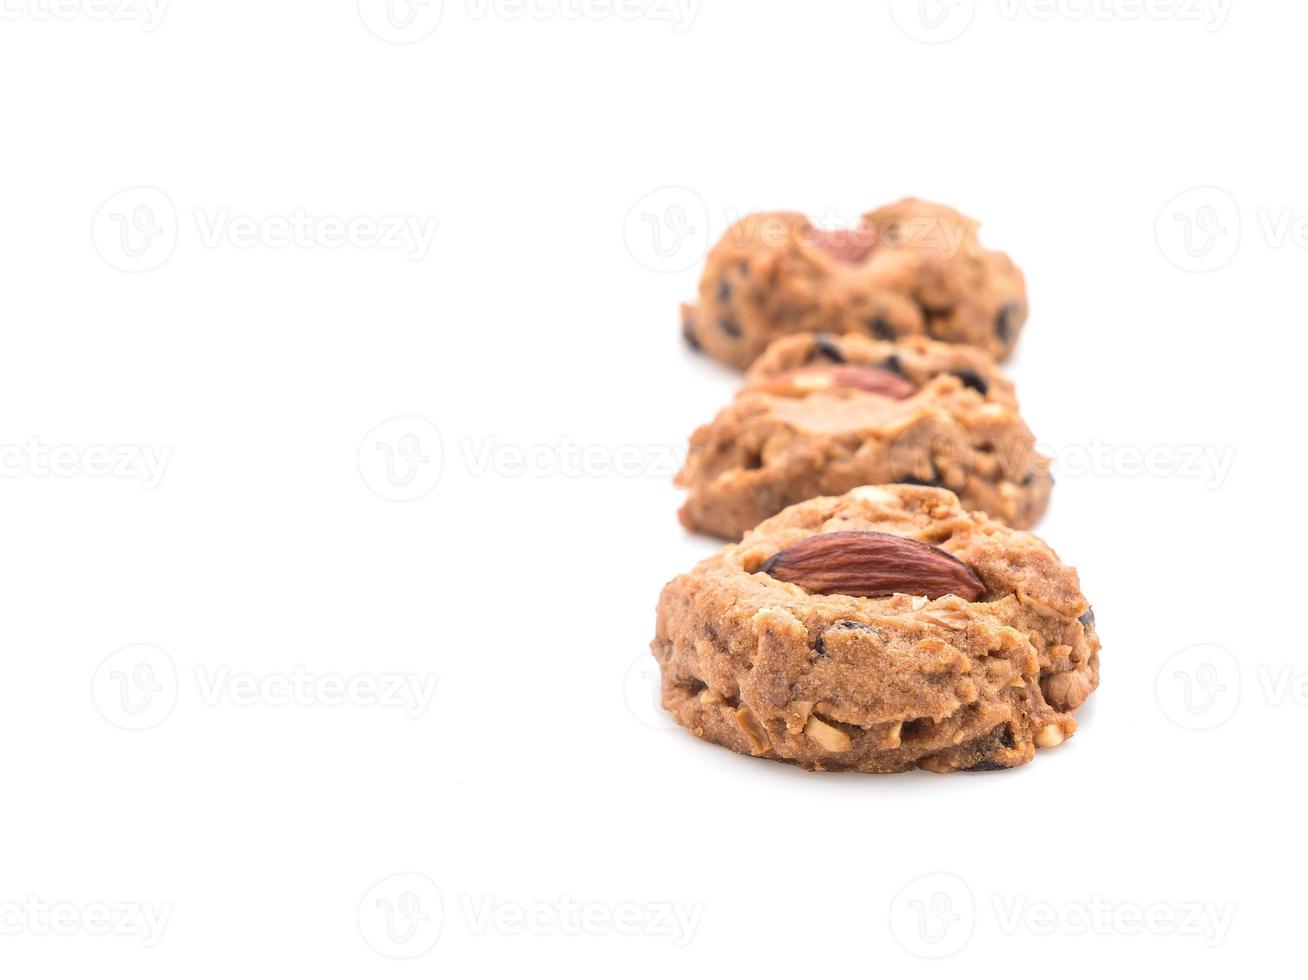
[681,198,1027,368]
[677,332,1052,539]
[652,485,1099,774]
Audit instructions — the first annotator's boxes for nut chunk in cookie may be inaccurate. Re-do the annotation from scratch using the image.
[680,198,1028,369]
[652,486,1100,774]
[677,332,1052,539]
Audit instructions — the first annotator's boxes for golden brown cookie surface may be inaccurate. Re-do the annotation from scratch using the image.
[652,486,1099,774]
[677,333,1052,539]
[682,199,1028,368]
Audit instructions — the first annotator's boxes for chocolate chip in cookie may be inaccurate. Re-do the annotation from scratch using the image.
[952,369,989,395]
[867,317,896,341]
[682,314,701,351]
[811,335,846,364]
[995,301,1021,344]
[881,354,907,378]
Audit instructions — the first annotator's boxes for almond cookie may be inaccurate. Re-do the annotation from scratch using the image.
[652,485,1099,774]
[676,333,1052,539]
[681,198,1027,368]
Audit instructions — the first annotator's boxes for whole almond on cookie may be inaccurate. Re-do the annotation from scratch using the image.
[760,531,986,601]
[750,364,918,400]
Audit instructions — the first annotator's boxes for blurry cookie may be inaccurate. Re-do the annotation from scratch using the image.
[682,198,1027,368]
[677,333,1052,538]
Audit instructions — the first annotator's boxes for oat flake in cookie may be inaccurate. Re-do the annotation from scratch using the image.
[652,486,1099,774]
[677,332,1052,540]
[681,198,1028,369]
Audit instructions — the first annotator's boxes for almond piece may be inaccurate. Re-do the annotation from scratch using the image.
[885,721,903,749]
[804,714,852,752]
[760,531,986,601]
[753,364,917,400]
[735,705,770,754]
[810,226,877,264]
[1035,724,1065,748]
[1042,668,1095,711]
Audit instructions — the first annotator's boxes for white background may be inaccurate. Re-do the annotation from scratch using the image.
[0,1,1303,976]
